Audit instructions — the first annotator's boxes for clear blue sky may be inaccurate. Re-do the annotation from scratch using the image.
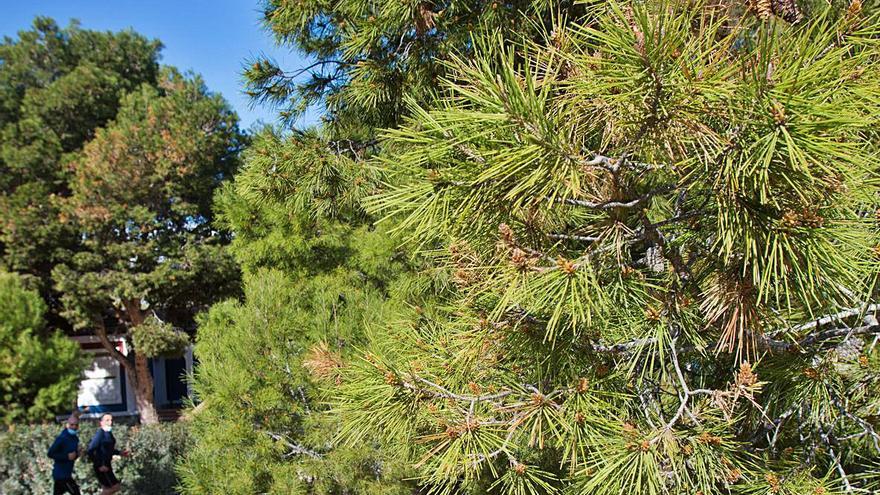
[0,0,318,130]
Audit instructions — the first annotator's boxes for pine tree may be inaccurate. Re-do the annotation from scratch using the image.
[179,130,420,493]
[180,0,599,490]
[51,69,244,424]
[327,2,880,494]
[244,0,592,131]
[0,272,85,423]
[0,18,162,327]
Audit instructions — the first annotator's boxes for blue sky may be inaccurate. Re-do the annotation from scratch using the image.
[0,0,318,130]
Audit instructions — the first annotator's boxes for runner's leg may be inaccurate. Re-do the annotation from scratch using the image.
[53,479,77,495]
[65,479,81,495]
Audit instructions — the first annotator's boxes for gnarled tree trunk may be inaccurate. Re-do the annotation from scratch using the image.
[94,303,160,425]
[123,299,159,424]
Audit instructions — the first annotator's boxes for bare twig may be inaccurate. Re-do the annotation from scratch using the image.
[553,185,677,210]
[763,324,880,352]
[547,233,601,242]
[405,376,513,403]
[790,304,880,334]
[263,431,322,458]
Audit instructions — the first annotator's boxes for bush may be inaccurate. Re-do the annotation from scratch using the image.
[0,272,86,424]
[0,422,189,495]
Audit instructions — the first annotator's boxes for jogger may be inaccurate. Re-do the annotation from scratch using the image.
[87,413,128,495]
[47,414,82,495]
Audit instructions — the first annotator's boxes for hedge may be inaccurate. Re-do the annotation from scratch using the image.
[0,421,188,494]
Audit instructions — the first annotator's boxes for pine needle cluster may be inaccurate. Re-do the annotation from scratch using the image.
[327,2,880,493]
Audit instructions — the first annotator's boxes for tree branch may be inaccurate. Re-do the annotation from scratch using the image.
[403,376,513,404]
[792,304,880,333]
[263,431,322,458]
[547,233,601,242]
[94,318,132,371]
[553,185,676,210]
[763,324,880,352]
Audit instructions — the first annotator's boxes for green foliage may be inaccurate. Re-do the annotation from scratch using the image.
[0,272,85,424]
[0,18,161,295]
[52,67,244,332]
[0,422,188,495]
[131,315,190,358]
[180,128,421,494]
[2,16,245,422]
[326,2,880,494]
[46,67,244,420]
[190,0,880,494]
[181,269,414,495]
[245,0,592,130]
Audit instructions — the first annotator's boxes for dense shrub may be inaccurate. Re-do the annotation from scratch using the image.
[0,272,85,424]
[0,422,188,495]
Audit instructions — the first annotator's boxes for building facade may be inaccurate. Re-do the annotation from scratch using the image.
[71,335,194,418]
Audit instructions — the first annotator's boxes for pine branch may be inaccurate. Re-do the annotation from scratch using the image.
[592,337,659,353]
[763,323,880,352]
[281,59,348,80]
[94,318,132,371]
[791,304,880,333]
[547,233,601,242]
[568,152,667,175]
[552,184,677,210]
[327,138,379,157]
[840,410,880,453]
[262,431,322,458]
[403,376,514,404]
[820,424,855,494]
[652,338,718,439]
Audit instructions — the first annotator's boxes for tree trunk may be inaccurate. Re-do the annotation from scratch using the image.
[123,299,160,424]
[132,352,159,424]
[95,303,160,425]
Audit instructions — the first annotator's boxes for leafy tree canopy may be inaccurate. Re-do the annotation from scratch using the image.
[51,68,245,423]
[54,69,243,332]
[2,17,246,424]
[0,17,162,320]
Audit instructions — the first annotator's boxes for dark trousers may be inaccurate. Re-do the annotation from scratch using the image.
[53,478,81,495]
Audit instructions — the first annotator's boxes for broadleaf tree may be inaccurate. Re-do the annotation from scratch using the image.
[0,18,162,326]
[1,19,244,425]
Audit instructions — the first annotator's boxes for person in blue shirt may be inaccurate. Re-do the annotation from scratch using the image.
[87,413,129,495]
[47,414,82,495]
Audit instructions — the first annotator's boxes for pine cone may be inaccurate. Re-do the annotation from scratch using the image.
[752,0,773,19]
[772,0,802,23]
[835,337,864,361]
